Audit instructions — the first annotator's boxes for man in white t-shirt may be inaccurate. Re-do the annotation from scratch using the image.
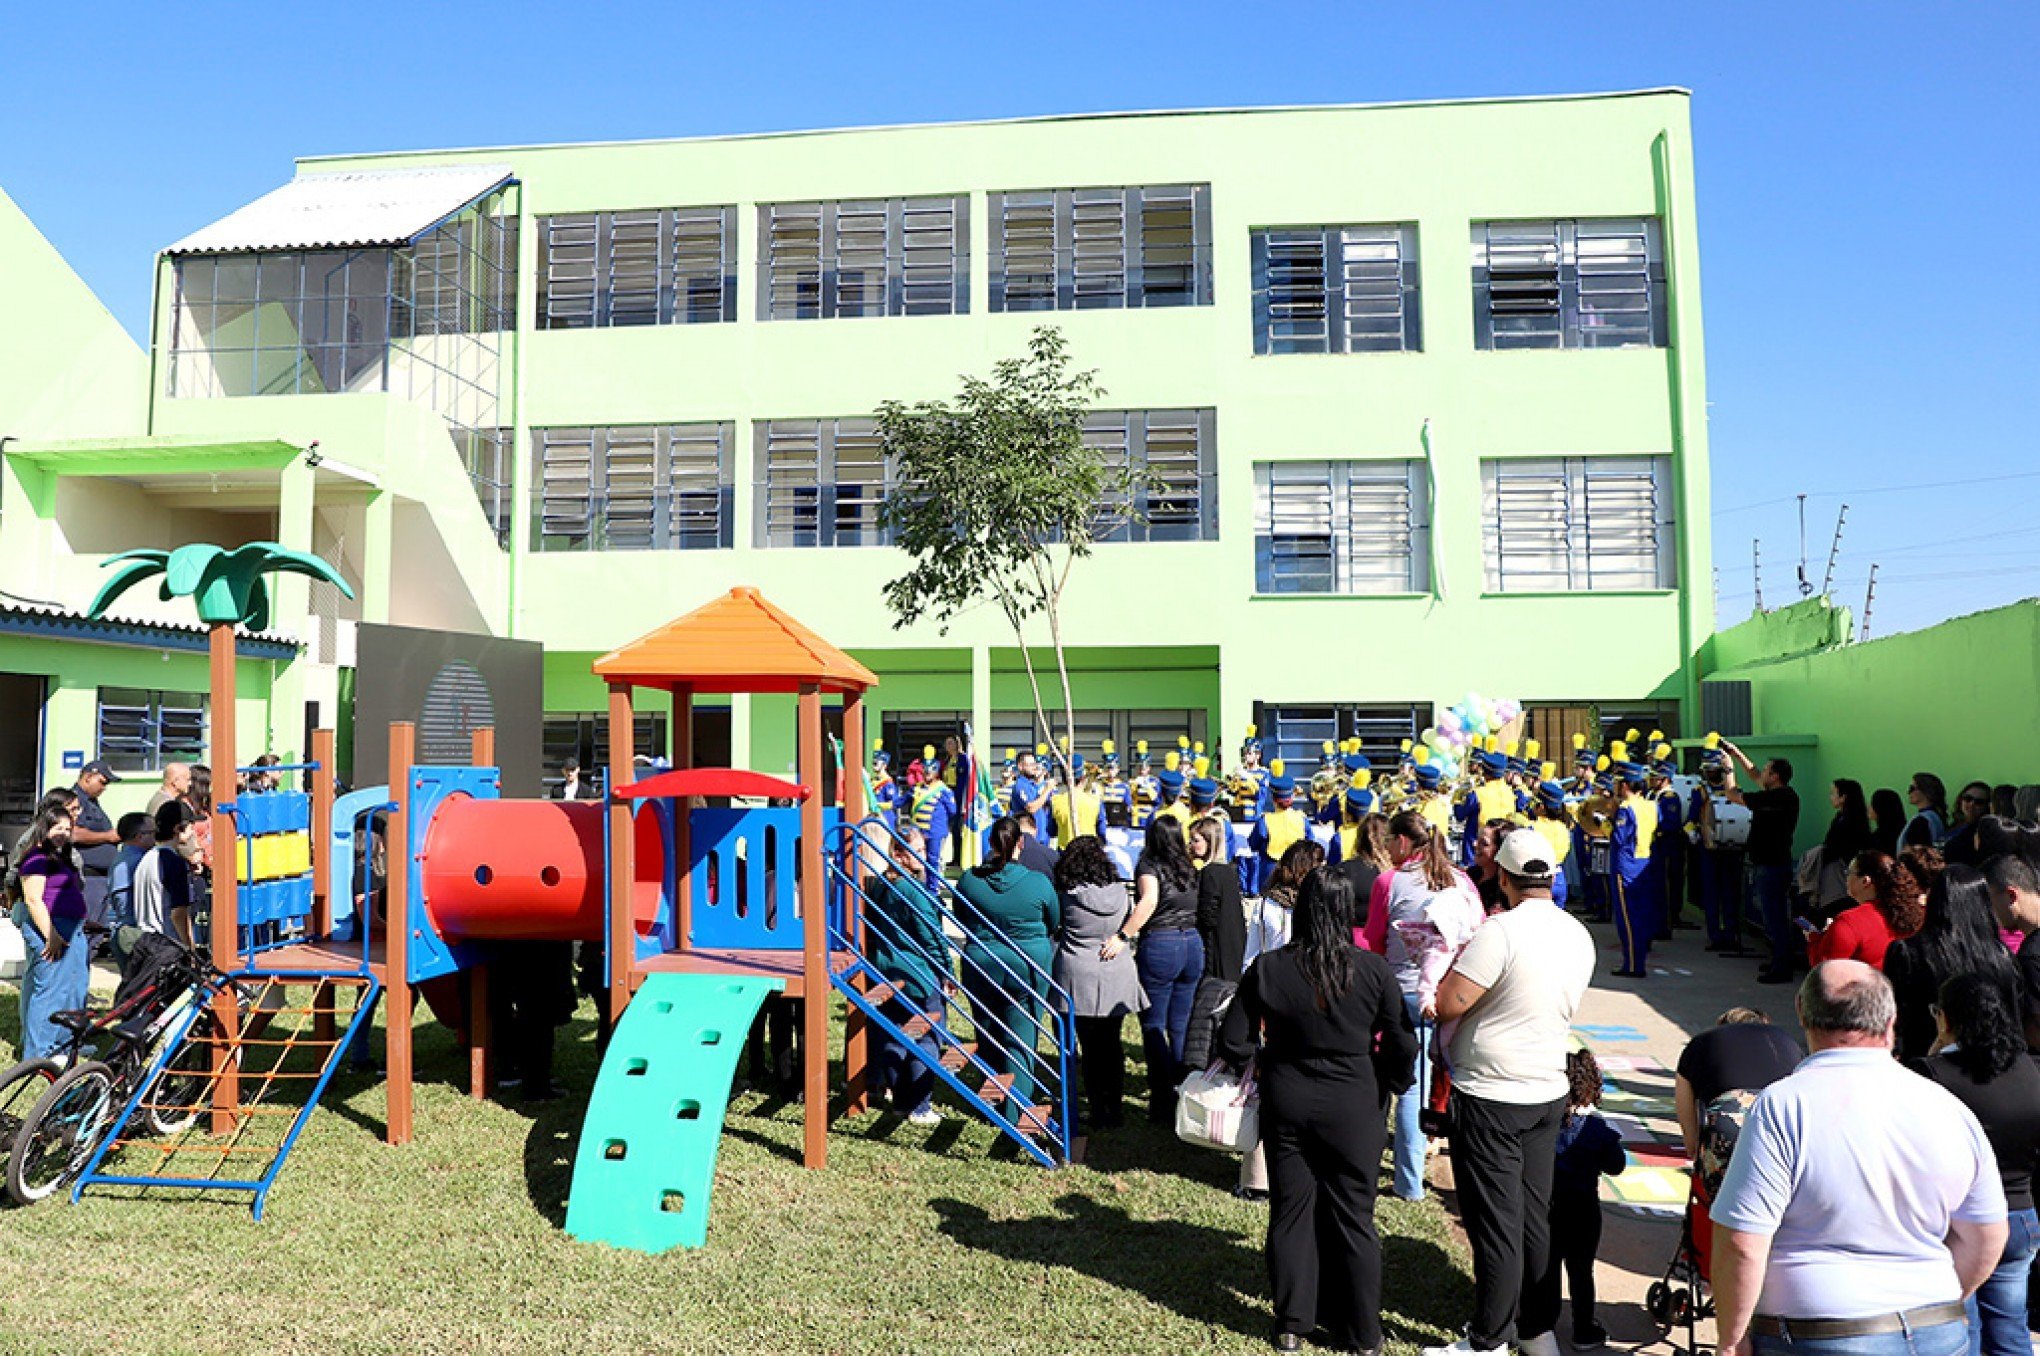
[1425,829,1596,1356]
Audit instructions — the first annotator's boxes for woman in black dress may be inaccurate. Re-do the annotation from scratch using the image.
[1222,866,1418,1354]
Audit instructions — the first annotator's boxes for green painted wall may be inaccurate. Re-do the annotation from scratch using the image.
[0,633,276,820]
[0,188,148,444]
[1704,598,2040,854]
[295,91,1712,743]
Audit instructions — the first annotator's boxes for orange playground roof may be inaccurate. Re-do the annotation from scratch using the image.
[592,587,878,695]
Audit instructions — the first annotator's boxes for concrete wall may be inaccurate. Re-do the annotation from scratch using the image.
[1705,596,2040,853]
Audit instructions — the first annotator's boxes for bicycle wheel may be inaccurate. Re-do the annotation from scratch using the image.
[0,1058,62,1157]
[7,1060,116,1206]
[142,1012,224,1137]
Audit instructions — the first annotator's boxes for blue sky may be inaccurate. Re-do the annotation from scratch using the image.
[4,2,2034,637]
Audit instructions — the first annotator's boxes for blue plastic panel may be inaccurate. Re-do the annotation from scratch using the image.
[684,806,840,952]
[240,791,311,837]
[405,765,499,983]
[326,786,391,939]
[632,799,680,966]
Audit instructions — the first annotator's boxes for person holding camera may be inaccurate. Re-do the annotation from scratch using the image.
[1721,741,1802,984]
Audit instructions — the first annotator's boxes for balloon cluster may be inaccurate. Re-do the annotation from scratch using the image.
[1416,692,1524,782]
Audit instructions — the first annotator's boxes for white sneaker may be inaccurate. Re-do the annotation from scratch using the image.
[1422,1340,1507,1356]
[908,1107,942,1127]
[1518,1333,1561,1356]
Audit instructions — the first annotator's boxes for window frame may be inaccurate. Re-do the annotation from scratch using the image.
[529,423,735,552]
[96,688,208,775]
[1480,455,1678,593]
[1083,408,1219,544]
[1252,459,1430,595]
[536,205,737,330]
[752,417,894,547]
[1471,218,1668,351]
[988,184,1214,312]
[756,197,970,321]
[1251,224,1422,355]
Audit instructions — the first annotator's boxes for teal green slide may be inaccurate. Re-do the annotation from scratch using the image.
[565,973,782,1253]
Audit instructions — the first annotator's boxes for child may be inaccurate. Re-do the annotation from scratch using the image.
[1398,871,1486,1130]
[105,811,153,932]
[132,802,197,948]
[1538,1047,1628,1349]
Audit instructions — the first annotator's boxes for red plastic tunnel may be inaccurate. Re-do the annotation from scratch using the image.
[418,797,671,945]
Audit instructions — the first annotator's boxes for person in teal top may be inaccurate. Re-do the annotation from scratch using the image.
[861,826,953,1124]
[954,816,1062,1121]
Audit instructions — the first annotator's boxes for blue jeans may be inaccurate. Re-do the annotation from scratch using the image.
[1970,1207,2038,1356]
[1134,927,1204,1121]
[1391,990,1433,1200]
[876,993,944,1117]
[1752,1319,1967,1356]
[12,905,90,1063]
[1746,862,1794,972]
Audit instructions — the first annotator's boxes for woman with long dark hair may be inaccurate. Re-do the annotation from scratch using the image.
[1362,808,1480,1202]
[954,816,1061,1120]
[1903,772,1950,850]
[1816,780,1873,914]
[1945,781,1997,865]
[1220,867,1417,1354]
[1883,864,2018,1061]
[10,803,89,1062]
[1104,816,1205,1122]
[1051,835,1147,1132]
[1912,972,2040,1356]
[1806,850,1921,970]
[1869,787,1907,856]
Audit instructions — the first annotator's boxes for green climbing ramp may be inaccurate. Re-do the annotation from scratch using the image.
[565,972,782,1253]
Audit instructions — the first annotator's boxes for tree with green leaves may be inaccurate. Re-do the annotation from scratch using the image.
[877,327,1152,787]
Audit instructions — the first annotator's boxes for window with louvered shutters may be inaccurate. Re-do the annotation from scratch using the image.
[531,424,733,551]
[1252,224,1420,354]
[538,206,735,329]
[758,198,967,320]
[989,185,1212,312]
[1472,218,1667,350]
[830,419,888,545]
[1260,703,1430,771]
[1481,456,1676,591]
[1253,461,1427,594]
[1084,409,1217,543]
[754,419,898,547]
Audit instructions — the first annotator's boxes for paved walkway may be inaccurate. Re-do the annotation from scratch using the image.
[1434,912,1788,1355]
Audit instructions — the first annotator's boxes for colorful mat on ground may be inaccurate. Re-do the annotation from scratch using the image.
[1570,1030,1693,1218]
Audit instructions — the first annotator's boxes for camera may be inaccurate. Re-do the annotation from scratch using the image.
[1701,764,1728,787]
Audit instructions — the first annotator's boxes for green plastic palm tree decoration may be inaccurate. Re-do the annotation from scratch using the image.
[86,542,353,630]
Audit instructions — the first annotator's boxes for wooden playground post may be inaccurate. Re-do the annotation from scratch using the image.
[310,727,338,1045]
[385,722,416,1146]
[466,726,496,1100]
[672,687,693,946]
[841,693,869,1117]
[207,623,241,1135]
[605,682,636,1030]
[797,684,828,1169]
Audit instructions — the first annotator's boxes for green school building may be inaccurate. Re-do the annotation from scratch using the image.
[0,88,1715,832]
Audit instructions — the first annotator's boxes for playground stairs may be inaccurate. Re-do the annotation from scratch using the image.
[73,971,380,1221]
[825,821,1076,1169]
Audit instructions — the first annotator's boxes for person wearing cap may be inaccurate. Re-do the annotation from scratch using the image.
[1010,748,1053,842]
[1230,727,1269,827]
[1610,754,1661,979]
[871,743,900,832]
[1153,754,1192,830]
[1576,761,1619,924]
[1458,744,1516,869]
[1529,774,1576,911]
[1128,742,1159,830]
[909,746,959,882]
[1424,829,1597,1356]
[1247,763,1309,899]
[1050,753,1104,850]
[1649,745,1688,939]
[1096,741,1132,828]
[1409,751,1454,838]
[69,757,124,929]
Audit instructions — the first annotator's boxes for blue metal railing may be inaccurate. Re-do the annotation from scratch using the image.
[824,818,1075,1164]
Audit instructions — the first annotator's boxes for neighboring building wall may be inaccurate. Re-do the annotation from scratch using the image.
[1703,596,2040,853]
[0,188,148,444]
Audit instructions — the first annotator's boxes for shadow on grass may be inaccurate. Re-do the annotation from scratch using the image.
[931,1191,1270,1339]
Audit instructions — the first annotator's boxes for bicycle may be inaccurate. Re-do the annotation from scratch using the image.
[4,938,249,1206]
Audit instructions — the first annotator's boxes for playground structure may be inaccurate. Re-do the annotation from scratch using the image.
[69,587,1075,1247]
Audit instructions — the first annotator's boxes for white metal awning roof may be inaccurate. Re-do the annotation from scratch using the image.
[164,163,515,256]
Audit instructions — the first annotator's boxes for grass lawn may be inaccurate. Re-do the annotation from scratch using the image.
[0,991,1472,1356]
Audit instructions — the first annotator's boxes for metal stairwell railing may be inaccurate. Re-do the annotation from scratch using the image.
[824,818,1074,1165]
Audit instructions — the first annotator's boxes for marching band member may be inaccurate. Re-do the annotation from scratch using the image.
[1245,763,1309,897]
[1408,748,1452,836]
[1230,726,1269,827]
[1329,773,1379,866]
[1050,752,1104,850]
[1648,739,1686,938]
[1010,745,1054,841]
[871,741,900,831]
[1529,768,1576,910]
[1610,749,1660,978]
[908,746,959,884]
[1154,754,1191,830]
[1129,741,1159,830]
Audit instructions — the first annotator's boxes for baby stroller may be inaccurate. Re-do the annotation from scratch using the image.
[1646,1087,1757,1353]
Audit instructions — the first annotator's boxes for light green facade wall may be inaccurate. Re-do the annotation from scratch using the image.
[295,92,1710,750]
[1703,597,2040,854]
[0,188,148,443]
